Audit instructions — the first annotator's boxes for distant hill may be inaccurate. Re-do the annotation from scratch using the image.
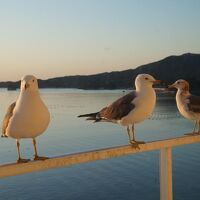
[0,53,200,90]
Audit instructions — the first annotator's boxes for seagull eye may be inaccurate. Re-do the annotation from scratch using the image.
[145,77,148,80]
[177,81,180,84]
[32,80,35,82]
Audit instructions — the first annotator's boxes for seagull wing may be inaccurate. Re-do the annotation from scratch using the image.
[186,95,200,113]
[99,91,136,120]
[2,102,16,137]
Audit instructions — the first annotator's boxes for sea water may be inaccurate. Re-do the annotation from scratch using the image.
[0,89,199,200]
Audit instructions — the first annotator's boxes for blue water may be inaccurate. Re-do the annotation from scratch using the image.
[0,89,200,200]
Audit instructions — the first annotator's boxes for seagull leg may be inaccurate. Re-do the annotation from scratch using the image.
[126,126,139,149]
[126,126,142,149]
[16,139,30,163]
[33,138,48,161]
[185,121,198,136]
[131,124,145,144]
[127,126,132,144]
[131,124,136,141]
[198,121,200,135]
[193,121,197,133]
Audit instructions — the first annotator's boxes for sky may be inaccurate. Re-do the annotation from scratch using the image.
[0,0,199,81]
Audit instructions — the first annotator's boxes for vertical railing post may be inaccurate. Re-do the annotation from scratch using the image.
[160,147,173,200]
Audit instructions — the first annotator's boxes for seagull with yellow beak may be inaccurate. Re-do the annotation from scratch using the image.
[2,75,50,163]
[78,74,161,145]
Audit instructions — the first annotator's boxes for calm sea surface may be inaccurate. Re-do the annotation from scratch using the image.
[0,89,200,200]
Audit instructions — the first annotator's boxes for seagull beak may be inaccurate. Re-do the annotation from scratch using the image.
[152,80,161,84]
[168,84,176,89]
[24,83,30,90]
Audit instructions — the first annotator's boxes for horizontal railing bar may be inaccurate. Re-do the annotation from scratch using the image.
[0,134,200,179]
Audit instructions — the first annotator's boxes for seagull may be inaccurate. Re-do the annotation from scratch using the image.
[169,79,200,134]
[78,74,161,145]
[1,75,50,163]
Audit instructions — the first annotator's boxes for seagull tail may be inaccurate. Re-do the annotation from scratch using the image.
[78,112,99,119]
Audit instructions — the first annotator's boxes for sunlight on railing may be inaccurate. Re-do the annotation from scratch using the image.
[1,134,200,200]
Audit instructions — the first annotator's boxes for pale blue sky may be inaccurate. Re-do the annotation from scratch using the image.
[0,0,199,81]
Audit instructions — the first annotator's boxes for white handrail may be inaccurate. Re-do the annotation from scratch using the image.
[1,134,200,200]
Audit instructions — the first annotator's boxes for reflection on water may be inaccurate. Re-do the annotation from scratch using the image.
[0,89,200,200]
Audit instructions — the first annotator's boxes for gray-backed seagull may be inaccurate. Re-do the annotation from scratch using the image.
[169,79,200,134]
[1,75,50,163]
[78,74,161,145]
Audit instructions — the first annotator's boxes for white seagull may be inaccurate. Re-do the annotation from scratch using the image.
[1,75,50,163]
[78,74,161,145]
[169,79,200,134]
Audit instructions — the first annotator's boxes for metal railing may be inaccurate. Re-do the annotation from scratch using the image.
[1,134,200,200]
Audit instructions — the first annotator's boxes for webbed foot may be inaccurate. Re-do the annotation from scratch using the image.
[185,133,200,136]
[129,141,139,149]
[34,155,48,161]
[132,140,145,144]
[1,135,8,138]
[17,158,30,163]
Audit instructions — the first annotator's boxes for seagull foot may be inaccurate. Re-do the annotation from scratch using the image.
[128,141,139,149]
[133,140,145,144]
[17,158,30,163]
[1,135,8,138]
[34,155,49,161]
[185,133,199,136]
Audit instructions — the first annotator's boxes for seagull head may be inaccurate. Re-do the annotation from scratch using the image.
[168,79,189,91]
[135,74,161,89]
[20,75,38,92]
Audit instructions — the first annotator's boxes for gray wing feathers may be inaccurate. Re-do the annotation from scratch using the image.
[99,91,136,120]
[187,95,200,113]
[78,91,136,122]
[2,102,16,137]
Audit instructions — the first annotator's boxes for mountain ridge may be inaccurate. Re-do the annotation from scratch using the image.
[1,53,200,90]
